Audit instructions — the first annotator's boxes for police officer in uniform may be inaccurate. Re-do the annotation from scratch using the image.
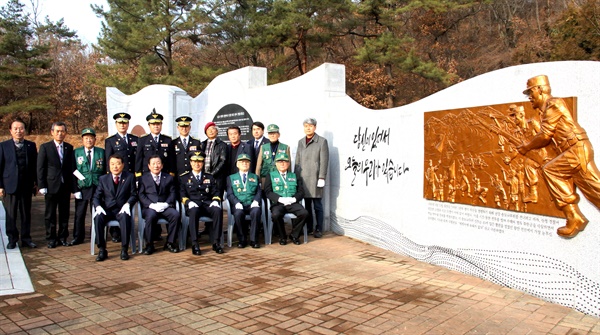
[264,152,307,245]
[171,116,202,177]
[226,153,262,249]
[105,113,138,174]
[135,110,174,178]
[180,152,224,255]
[71,128,105,245]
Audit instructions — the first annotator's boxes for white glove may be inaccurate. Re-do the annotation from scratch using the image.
[149,203,163,212]
[210,200,220,208]
[119,203,131,216]
[158,202,170,211]
[317,179,325,188]
[278,197,288,205]
[188,201,199,209]
[251,200,260,208]
[94,206,106,219]
[235,203,243,210]
[74,192,82,199]
[39,188,48,195]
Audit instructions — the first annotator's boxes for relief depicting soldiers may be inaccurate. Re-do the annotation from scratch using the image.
[472,173,488,204]
[425,159,439,199]
[490,173,507,208]
[517,75,600,238]
[502,167,520,211]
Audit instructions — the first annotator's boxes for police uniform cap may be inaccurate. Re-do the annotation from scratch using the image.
[81,128,96,136]
[237,153,251,161]
[176,116,192,126]
[523,75,550,95]
[275,152,289,161]
[267,124,280,133]
[113,113,131,123]
[146,109,164,124]
[189,151,205,161]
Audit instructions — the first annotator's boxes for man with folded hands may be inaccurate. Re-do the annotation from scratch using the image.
[92,154,137,261]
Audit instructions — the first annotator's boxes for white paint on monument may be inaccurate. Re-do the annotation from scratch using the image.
[107,61,600,317]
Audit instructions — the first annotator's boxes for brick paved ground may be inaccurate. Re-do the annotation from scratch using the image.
[1,197,599,334]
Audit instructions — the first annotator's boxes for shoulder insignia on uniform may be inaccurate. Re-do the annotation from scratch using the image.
[180,171,190,177]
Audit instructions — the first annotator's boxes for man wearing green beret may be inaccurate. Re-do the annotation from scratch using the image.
[71,128,105,246]
[264,152,308,245]
[226,153,262,248]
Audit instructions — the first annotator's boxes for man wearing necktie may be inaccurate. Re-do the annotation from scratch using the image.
[171,116,202,177]
[247,121,269,174]
[264,152,308,245]
[201,122,228,196]
[105,113,138,175]
[37,122,76,248]
[255,124,291,188]
[180,152,223,255]
[226,125,254,176]
[71,128,105,246]
[135,110,174,179]
[92,154,137,261]
[226,153,262,248]
[138,155,180,254]
[0,119,38,249]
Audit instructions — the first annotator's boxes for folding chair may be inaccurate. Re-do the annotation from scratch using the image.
[179,201,215,251]
[90,206,137,255]
[138,202,180,251]
[265,199,308,245]
[225,196,267,248]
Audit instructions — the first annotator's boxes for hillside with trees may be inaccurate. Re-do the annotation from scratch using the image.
[1,0,599,134]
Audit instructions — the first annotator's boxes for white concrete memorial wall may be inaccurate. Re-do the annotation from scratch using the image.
[107,61,600,317]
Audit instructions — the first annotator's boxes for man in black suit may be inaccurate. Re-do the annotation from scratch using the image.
[93,155,137,261]
[201,122,228,196]
[138,155,180,255]
[37,121,76,248]
[226,125,254,176]
[105,113,138,242]
[0,119,38,249]
[171,116,202,177]
[135,110,174,179]
[247,121,269,174]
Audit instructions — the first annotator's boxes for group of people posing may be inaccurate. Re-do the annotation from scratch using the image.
[0,111,329,261]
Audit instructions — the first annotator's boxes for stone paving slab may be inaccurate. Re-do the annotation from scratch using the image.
[0,198,599,334]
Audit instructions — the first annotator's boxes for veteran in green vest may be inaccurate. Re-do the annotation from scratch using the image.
[264,152,308,245]
[255,124,291,188]
[71,128,105,246]
[226,153,263,249]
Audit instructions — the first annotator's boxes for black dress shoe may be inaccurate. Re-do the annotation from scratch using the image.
[143,244,155,255]
[192,244,201,255]
[69,239,82,246]
[165,242,178,253]
[237,241,247,248]
[23,241,37,248]
[120,247,129,260]
[6,242,16,249]
[279,238,287,245]
[47,240,57,248]
[313,230,323,238]
[250,241,260,249]
[60,239,69,247]
[96,248,108,261]
[212,244,224,254]
[289,234,301,245]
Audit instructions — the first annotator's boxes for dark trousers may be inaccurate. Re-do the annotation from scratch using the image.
[188,205,222,245]
[94,210,132,249]
[271,203,308,239]
[304,198,324,232]
[44,184,71,242]
[73,186,95,242]
[232,205,261,243]
[3,191,33,244]
[142,207,179,244]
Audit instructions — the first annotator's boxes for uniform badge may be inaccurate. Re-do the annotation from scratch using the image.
[77,156,84,165]
[237,188,241,192]
[205,187,209,193]
[274,178,280,182]
[175,147,180,151]
[233,180,240,185]
[190,146,196,151]
[131,141,137,146]
[275,186,280,191]
[249,177,256,182]
[161,143,169,147]
[164,152,168,157]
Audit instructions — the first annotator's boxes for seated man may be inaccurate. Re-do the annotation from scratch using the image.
[226,153,262,249]
[139,155,180,255]
[92,154,137,261]
[180,152,223,255]
[264,152,308,245]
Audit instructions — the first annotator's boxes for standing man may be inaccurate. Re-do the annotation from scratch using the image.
[93,154,137,261]
[247,121,269,174]
[135,109,174,178]
[180,152,223,255]
[37,121,76,248]
[226,153,262,249]
[171,116,201,177]
[201,122,228,195]
[295,118,329,238]
[256,124,291,186]
[71,128,105,246]
[138,155,180,254]
[105,112,138,242]
[226,125,253,176]
[264,152,308,245]
[518,75,600,238]
[0,119,38,249]
[105,112,138,174]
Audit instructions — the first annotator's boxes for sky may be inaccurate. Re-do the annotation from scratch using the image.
[0,0,108,45]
